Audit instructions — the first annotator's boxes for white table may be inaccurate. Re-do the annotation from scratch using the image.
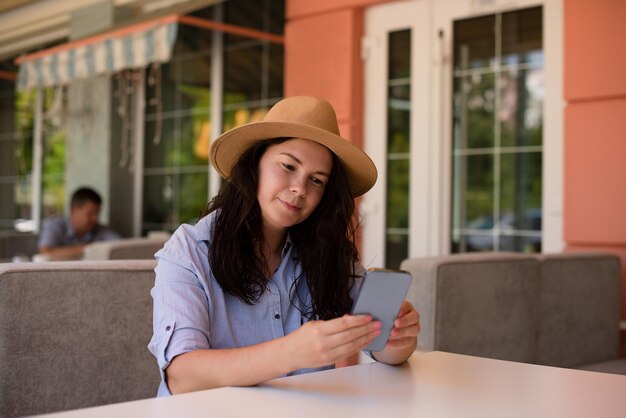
[40,351,626,418]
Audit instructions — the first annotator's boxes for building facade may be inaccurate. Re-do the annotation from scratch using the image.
[0,0,624,351]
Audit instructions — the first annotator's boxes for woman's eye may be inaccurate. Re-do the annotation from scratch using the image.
[281,162,295,171]
[310,177,325,187]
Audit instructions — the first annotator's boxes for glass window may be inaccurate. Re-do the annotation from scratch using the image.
[0,79,66,231]
[451,7,543,253]
[142,0,284,234]
[385,29,411,269]
[0,77,26,229]
[41,87,66,219]
[453,72,496,149]
[143,33,213,232]
[453,14,495,71]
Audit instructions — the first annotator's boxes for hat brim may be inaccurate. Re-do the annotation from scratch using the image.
[210,121,377,197]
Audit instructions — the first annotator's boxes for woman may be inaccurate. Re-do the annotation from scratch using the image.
[148,96,420,396]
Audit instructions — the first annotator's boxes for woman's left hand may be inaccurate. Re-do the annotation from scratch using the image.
[371,300,419,365]
[384,300,420,350]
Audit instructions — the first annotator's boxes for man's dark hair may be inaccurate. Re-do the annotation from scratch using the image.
[71,187,102,208]
[202,138,360,320]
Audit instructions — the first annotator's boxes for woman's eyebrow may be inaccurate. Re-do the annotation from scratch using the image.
[280,152,302,165]
[279,152,330,177]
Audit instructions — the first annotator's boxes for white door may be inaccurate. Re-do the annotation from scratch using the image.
[362,0,438,269]
[361,0,563,269]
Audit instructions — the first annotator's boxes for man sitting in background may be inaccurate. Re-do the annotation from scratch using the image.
[38,187,121,260]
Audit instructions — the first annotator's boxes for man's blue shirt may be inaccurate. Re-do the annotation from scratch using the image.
[38,216,120,248]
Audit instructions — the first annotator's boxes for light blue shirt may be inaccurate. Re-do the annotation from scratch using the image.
[148,211,364,396]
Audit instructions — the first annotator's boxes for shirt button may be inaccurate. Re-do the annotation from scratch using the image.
[274,313,280,319]
[165,325,171,332]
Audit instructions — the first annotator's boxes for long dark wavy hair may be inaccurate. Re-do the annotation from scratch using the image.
[201,137,361,320]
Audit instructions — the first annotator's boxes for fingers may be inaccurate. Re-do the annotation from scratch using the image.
[318,314,373,334]
[389,323,420,340]
[317,315,381,349]
[303,315,381,364]
[393,301,419,328]
[324,322,381,360]
[388,301,420,341]
[326,318,381,347]
[396,300,413,317]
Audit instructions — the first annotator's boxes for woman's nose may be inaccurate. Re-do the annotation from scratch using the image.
[290,177,307,196]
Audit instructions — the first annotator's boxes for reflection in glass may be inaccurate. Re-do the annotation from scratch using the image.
[386,233,408,271]
[501,7,543,66]
[451,7,543,254]
[223,105,269,133]
[144,117,176,168]
[453,14,495,71]
[385,29,411,269]
[224,44,283,104]
[499,68,543,147]
[179,172,208,224]
[453,73,495,149]
[0,84,35,228]
[143,170,209,233]
[0,182,18,224]
[143,174,174,232]
[387,85,410,153]
[499,152,542,231]
[452,154,494,231]
[499,234,541,252]
[386,159,409,229]
[460,233,494,253]
[389,30,411,79]
[36,88,67,219]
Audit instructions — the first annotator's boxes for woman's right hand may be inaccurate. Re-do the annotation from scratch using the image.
[286,314,381,370]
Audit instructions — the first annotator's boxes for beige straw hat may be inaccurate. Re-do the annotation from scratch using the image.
[210,96,377,197]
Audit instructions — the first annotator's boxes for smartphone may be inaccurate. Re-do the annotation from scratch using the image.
[351,268,413,352]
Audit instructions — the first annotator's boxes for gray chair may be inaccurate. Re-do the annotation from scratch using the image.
[400,253,540,363]
[400,251,625,375]
[535,253,623,371]
[0,260,160,417]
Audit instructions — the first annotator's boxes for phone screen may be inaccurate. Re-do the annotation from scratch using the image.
[351,269,412,352]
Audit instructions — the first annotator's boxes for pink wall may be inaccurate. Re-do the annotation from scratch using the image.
[284,0,391,150]
[564,0,626,354]
[284,8,363,146]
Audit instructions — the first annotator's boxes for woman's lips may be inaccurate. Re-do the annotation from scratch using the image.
[278,198,301,211]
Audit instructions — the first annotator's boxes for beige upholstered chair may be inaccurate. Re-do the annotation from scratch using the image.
[535,253,623,372]
[0,260,160,417]
[400,252,625,374]
[401,253,540,363]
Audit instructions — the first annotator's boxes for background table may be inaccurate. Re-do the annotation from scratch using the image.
[40,351,626,418]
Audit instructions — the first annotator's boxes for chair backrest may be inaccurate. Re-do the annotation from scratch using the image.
[400,253,540,363]
[535,252,621,368]
[83,237,167,260]
[0,260,160,417]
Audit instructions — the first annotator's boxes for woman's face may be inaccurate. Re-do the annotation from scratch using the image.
[257,138,333,234]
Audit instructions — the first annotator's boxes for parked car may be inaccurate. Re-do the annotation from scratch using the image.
[462,209,542,252]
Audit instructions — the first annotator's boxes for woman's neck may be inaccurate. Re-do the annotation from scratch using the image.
[261,226,287,277]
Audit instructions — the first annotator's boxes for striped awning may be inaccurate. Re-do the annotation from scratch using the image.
[16,16,178,90]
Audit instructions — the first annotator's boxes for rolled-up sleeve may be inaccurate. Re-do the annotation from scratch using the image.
[147,232,212,395]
